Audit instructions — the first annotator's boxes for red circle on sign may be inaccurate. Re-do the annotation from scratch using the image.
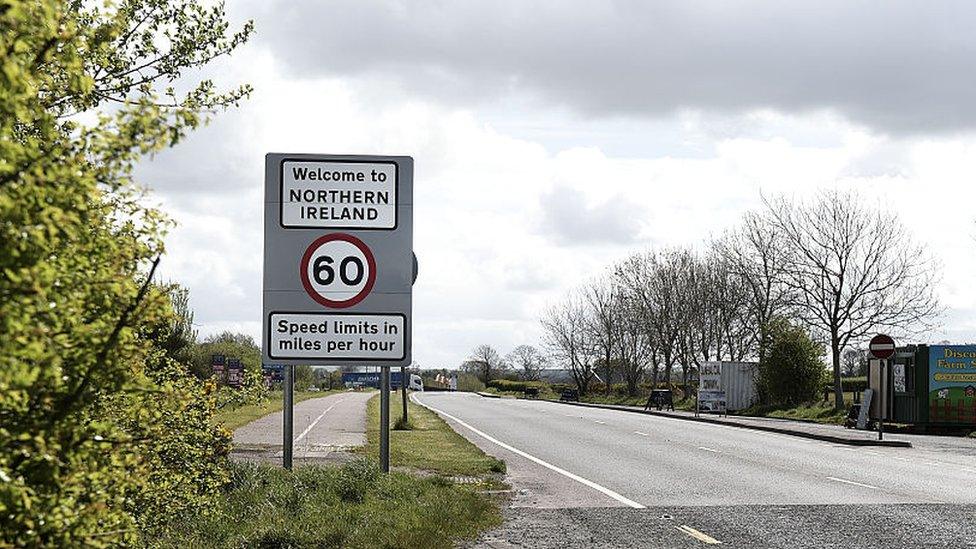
[868,334,895,359]
[299,233,376,308]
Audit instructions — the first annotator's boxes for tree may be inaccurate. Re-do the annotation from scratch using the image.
[842,347,867,377]
[294,365,315,391]
[617,249,688,389]
[762,191,940,409]
[506,345,547,381]
[462,344,508,383]
[583,278,623,394]
[541,293,598,396]
[0,1,251,544]
[758,318,826,407]
[715,211,794,363]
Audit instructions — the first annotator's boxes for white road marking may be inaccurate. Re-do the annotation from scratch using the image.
[413,394,645,509]
[294,396,347,443]
[676,525,722,544]
[698,446,720,453]
[634,431,650,436]
[826,476,879,490]
[594,420,606,425]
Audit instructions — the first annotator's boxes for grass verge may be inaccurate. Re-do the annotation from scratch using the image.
[152,459,501,548]
[735,401,848,425]
[214,389,346,431]
[361,391,506,478]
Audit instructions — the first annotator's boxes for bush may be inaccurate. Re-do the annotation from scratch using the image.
[758,318,826,407]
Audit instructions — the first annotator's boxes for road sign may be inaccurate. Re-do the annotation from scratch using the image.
[262,153,413,367]
[869,334,895,360]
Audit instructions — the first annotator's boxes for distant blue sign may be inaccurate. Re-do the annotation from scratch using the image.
[342,371,405,388]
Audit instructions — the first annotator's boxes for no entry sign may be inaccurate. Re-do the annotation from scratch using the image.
[869,334,896,360]
[262,154,413,366]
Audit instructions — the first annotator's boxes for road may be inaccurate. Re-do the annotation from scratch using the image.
[414,392,976,548]
[232,390,373,464]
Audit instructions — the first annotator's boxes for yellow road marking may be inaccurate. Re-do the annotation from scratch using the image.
[676,525,722,544]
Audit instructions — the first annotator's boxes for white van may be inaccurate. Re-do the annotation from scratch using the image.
[409,374,424,391]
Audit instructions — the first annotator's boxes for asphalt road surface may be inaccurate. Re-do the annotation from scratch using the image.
[414,392,976,548]
[232,390,373,463]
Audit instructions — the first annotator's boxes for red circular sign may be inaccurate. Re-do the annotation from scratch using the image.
[299,233,376,308]
[868,334,896,359]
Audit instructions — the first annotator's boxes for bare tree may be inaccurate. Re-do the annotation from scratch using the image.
[583,277,623,394]
[462,344,508,383]
[617,249,688,390]
[506,344,547,381]
[763,190,941,409]
[715,210,794,363]
[842,347,867,377]
[617,286,653,396]
[541,293,597,396]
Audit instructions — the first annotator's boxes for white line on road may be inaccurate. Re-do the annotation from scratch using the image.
[294,397,347,443]
[413,394,645,509]
[676,525,722,544]
[826,476,879,490]
[634,431,649,436]
[698,446,720,453]
[594,420,606,425]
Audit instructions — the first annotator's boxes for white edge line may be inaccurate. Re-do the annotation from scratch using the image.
[634,431,649,436]
[294,396,347,443]
[677,525,722,544]
[826,476,879,490]
[698,446,720,453]
[412,393,645,509]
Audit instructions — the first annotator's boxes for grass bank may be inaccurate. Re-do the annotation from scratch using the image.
[214,389,347,431]
[153,459,501,548]
[735,401,848,425]
[362,391,506,478]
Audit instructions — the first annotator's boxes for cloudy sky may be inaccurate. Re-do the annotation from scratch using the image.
[138,1,976,368]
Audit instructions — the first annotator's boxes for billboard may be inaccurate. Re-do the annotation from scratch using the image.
[929,345,976,422]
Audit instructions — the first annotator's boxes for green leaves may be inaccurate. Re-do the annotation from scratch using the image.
[0,0,251,545]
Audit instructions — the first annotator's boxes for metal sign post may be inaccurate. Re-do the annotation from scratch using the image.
[262,153,414,471]
[401,365,408,424]
[868,334,895,441]
[283,364,294,469]
[380,367,390,472]
[878,359,885,441]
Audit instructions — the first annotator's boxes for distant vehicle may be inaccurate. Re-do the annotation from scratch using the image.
[408,373,424,391]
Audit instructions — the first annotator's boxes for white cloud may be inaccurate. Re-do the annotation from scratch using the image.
[135,2,976,368]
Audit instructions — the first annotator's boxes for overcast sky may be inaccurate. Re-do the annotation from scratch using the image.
[137,1,976,368]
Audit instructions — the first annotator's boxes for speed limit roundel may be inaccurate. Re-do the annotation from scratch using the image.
[299,233,376,308]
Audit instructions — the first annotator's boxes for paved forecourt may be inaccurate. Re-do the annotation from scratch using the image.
[233,391,373,463]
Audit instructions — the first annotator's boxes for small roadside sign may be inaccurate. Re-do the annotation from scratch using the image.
[869,334,895,360]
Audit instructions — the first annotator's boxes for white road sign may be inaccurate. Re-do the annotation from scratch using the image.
[300,233,376,308]
[281,160,397,229]
[263,153,413,366]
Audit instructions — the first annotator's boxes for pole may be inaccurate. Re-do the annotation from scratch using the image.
[401,365,408,424]
[878,359,885,441]
[380,366,390,473]
[283,364,294,470]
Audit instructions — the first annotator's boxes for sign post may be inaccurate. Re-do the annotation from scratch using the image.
[380,367,390,472]
[868,334,895,441]
[283,364,294,469]
[262,154,414,473]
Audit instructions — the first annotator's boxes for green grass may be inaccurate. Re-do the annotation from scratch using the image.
[361,391,506,478]
[214,389,348,431]
[151,459,502,548]
[735,401,849,425]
